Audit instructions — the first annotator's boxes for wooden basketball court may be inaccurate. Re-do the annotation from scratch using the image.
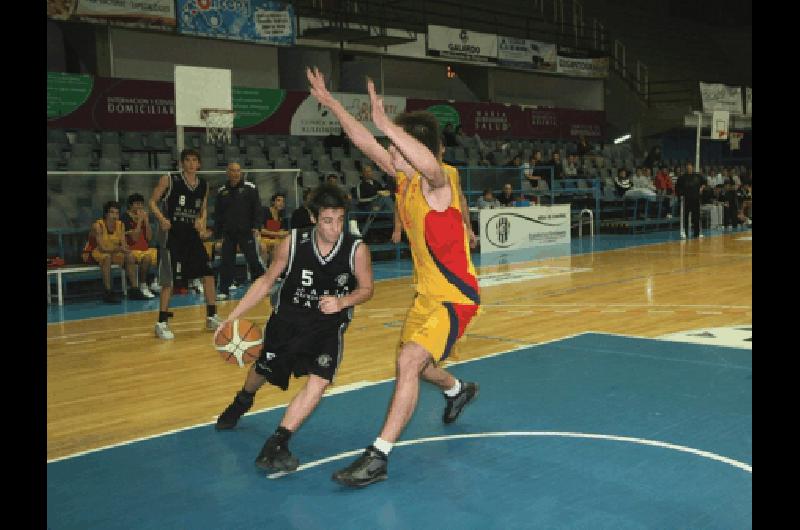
[46,233,752,461]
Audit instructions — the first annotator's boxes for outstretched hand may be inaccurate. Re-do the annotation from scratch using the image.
[306,67,337,109]
[366,78,391,131]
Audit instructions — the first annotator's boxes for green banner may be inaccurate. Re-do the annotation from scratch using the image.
[232,87,286,129]
[426,104,460,128]
[47,72,94,119]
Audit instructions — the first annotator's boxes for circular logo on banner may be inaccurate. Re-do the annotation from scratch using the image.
[426,104,460,129]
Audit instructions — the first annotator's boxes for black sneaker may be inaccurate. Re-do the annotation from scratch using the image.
[331,445,388,487]
[127,287,149,300]
[215,391,253,430]
[254,436,299,472]
[103,290,120,304]
[443,380,479,424]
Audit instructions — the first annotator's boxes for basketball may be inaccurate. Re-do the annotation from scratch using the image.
[214,319,263,367]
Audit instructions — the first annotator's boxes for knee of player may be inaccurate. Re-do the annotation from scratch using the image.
[396,343,431,373]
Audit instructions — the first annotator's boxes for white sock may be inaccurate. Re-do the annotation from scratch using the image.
[373,437,393,456]
[444,379,462,397]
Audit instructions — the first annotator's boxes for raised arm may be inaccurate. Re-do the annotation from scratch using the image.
[367,79,446,189]
[306,67,394,176]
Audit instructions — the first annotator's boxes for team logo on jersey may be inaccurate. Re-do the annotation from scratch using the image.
[317,354,332,367]
[336,273,349,286]
[195,199,202,208]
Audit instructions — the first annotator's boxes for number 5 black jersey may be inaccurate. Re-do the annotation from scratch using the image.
[272,228,362,323]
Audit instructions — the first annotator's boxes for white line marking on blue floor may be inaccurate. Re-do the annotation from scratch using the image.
[267,431,752,479]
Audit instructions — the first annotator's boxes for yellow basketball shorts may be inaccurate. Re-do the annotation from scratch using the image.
[400,294,479,363]
[130,248,158,264]
[91,249,126,265]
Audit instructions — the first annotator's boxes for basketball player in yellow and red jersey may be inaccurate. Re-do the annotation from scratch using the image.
[307,67,480,487]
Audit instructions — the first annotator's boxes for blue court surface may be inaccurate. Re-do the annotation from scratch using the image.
[47,332,752,529]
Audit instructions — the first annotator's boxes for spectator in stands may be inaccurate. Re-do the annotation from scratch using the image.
[89,200,149,303]
[722,178,740,231]
[454,125,469,148]
[563,154,579,178]
[548,150,564,180]
[676,162,705,238]
[477,188,501,209]
[576,135,592,160]
[514,195,532,207]
[613,168,633,198]
[655,166,674,195]
[497,183,516,206]
[260,192,290,265]
[631,167,656,195]
[643,146,662,169]
[356,163,391,211]
[738,182,752,225]
[290,188,315,230]
[214,161,266,301]
[523,151,546,189]
[122,193,157,299]
[442,123,458,147]
[707,168,724,188]
[325,173,353,203]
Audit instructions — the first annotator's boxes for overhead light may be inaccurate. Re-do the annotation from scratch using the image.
[613,134,631,144]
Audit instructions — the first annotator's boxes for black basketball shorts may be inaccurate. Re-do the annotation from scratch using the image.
[158,224,214,287]
[254,313,350,390]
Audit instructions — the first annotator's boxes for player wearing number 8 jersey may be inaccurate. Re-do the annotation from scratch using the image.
[213,183,374,473]
[306,66,481,488]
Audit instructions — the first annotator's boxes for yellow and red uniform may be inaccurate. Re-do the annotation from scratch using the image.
[87,219,126,265]
[395,163,480,362]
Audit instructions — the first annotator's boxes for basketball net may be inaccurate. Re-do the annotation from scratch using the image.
[200,108,235,144]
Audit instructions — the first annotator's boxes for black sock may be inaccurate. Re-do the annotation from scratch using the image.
[158,311,170,323]
[207,304,217,318]
[237,389,255,405]
[273,426,292,443]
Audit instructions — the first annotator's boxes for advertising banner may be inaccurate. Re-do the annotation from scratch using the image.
[555,55,609,78]
[177,0,295,46]
[497,37,556,72]
[47,0,175,29]
[699,82,743,114]
[479,205,571,253]
[290,93,406,136]
[427,25,497,63]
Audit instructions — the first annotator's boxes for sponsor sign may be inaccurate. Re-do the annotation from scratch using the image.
[556,55,609,78]
[177,0,295,46]
[497,37,556,72]
[699,82,743,114]
[47,0,175,29]
[479,205,571,253]
[290,92,406,136]
[427,25,497,63]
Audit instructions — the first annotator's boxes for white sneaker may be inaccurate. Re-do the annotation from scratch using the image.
[349,219,362,237]
[206,314,224,331]
[155,321,174,340]
[216,292,228,301]
[229,282,240,291]
[191,278,204,294]
[698,233,704,238]
[140,284,156,298]
[149,280,161,293]
[679,231,687,239]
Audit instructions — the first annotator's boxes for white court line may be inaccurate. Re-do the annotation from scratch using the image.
[267,431,752,479]
[47,332,584,464]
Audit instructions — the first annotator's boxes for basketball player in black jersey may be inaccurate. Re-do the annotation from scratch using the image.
[213,183,374,472]
[149,148,223,340]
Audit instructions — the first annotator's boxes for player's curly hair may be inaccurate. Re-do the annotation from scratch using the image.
[308,182,349,217]
[394,111,441,157]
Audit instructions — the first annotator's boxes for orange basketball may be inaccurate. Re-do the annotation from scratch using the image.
[214,319,263,367]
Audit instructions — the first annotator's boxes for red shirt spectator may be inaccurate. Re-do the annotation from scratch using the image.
[655,168,674,194]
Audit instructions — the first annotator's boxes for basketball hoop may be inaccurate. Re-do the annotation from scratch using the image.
[200,108,235,144]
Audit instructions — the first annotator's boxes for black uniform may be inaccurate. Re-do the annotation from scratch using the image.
[255,228,362,390]
[157,172,213,286]
[214,180,266,294]
[677,172,704,237]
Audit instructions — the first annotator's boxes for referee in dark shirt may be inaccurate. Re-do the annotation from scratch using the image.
[214,162,266,299]
[290,188,315,229]
[356,164,386,211]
